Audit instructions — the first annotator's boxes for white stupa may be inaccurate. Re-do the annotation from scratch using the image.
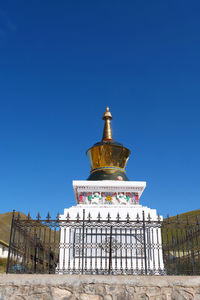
[59,107,164,275]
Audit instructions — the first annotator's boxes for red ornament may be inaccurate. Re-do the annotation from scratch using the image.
[79,194,83,202]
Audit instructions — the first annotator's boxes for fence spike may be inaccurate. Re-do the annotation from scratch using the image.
[107,212,111,222]
[27,212,31,220]
[148,213,151,222]
[56,212,60,220]
[176,214,180,224]
[126,213,130,222]
[187,216,190,225]
[37,212,41,221]
[136,213,140,222]
[17,212,20,220]
[167,214,170,224]
[117,212,120,222]
[11,209,16,221]
[46,212,51,221]
[196,216,199,225]
[97,212,101,221]
[87,212,91,221]
[76,212,80,221]
[66,212,70,221]
[157,213,161,222]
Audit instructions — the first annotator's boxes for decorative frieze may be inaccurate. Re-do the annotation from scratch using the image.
[73,180,146,205]
[78,191,139,205]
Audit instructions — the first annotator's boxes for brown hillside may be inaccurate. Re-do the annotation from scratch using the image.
[163,209,200,223]
[0,211,27,244]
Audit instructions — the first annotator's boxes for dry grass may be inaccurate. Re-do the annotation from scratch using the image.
[0,258,7,273]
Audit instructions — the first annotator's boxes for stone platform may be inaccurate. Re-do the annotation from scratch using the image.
[0,275,200,299]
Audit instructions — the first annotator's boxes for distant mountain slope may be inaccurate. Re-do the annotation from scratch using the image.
[0,212,13,244]
[163,209,200,223]
[0,211,27,244]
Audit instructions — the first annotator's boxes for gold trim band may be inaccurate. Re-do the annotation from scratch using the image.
[90,167,126,174]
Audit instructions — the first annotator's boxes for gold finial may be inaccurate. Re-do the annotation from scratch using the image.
[102,106,113,141]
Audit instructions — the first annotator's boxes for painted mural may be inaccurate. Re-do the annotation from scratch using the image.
[78,192,139,205]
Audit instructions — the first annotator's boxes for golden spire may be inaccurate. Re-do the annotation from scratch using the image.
[102,106,113,142]
[86,106,131,180]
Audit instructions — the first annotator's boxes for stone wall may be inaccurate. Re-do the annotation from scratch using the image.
[0,275,200,300]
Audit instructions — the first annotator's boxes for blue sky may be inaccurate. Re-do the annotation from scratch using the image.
[0,0,200,219]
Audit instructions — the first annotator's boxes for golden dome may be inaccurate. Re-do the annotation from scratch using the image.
[86,107,130,181]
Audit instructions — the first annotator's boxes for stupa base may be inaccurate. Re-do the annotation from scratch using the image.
[58,204,165,275]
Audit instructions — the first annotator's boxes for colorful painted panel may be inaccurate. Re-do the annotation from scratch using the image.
[78,192,139,205]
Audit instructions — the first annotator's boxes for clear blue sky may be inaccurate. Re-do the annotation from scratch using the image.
[0,1,200,219]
